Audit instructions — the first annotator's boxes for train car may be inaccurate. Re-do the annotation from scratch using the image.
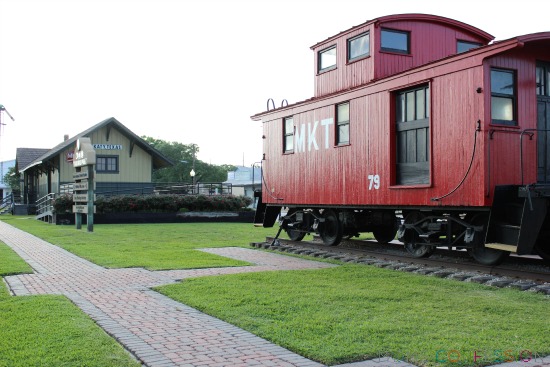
[251,14,550,265]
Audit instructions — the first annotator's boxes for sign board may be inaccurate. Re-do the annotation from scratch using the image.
[73,194,96,202]
[93,144,122,150]
[73,205,97,214]
[74,181,89,191]
[73,171,89,180]
[73,138,96,167]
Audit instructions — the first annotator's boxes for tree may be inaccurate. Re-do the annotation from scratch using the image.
[2,166,20,194]
[142,136,236,183]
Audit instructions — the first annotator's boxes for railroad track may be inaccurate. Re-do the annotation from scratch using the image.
[250,237,550,294]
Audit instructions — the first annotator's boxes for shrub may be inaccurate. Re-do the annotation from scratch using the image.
[53,194,253,214]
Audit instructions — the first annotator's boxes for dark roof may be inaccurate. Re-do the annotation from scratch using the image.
[20,117,174,172]
[16,148,50,172]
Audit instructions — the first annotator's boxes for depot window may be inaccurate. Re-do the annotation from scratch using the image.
[336,102,350,145]
[348,32,370,62]
[381,28,410,54]
[96,155,119,173]
[491,68,517,126]
[318,46,336,73]
[457,40,482,53]
[283,116,294,153]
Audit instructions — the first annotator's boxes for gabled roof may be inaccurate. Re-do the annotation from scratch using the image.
[20,117,173,172]
[16,148,50,172]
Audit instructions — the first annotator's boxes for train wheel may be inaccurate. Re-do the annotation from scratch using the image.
[534,215,550,262]
[319,209,343,246]
[286,228,306,241]
[468,246,510,265]
[402,212,434,258]
[373,218,399,244]
[534,236,550,261]
[284,209,306,241]
[467,214,510,266]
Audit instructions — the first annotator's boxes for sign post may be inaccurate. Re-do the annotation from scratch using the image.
[73,138,96,232]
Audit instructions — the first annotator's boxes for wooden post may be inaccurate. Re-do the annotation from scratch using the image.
[86,165,94,232]
[75,167,82,230]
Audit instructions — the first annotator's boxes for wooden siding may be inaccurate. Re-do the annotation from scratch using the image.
[314,24,376,98]
[313,18,490,98]
[262,63,490,208]
[56,126,152,187]
[374,20,488,81]
[484,47,543,196]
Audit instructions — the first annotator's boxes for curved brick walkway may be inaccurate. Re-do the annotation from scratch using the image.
[1,221,548,367]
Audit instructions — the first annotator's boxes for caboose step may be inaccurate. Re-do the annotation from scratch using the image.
[485,243,518,252]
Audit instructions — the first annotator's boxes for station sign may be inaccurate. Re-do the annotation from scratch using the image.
[73,205,97,214]
[74,181,89,191]
[73,171,89,180]
[73,138,96,167]
[73,194,96,202]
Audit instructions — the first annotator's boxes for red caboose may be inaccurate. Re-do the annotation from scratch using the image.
[252,14,550,265]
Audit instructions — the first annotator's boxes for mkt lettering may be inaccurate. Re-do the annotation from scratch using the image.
[294,118,334,153]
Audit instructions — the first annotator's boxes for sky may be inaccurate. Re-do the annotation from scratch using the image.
[0,0,548,166]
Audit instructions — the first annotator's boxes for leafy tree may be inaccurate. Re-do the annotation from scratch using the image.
[142,136,236,183]
[2,166,20,194]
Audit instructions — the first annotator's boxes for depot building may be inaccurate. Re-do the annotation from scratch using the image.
[16,117,173,206]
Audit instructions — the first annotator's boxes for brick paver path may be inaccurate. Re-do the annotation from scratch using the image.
[1,221,548,367]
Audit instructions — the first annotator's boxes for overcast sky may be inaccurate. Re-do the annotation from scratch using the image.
[0,0,548,166]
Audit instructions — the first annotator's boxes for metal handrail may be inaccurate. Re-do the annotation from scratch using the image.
[56,182,233,198]
[0,193,14,214]
[35,193,57,216]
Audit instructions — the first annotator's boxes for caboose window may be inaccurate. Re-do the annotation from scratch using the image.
[336,102,350,145]
[283,117,294,153]
[318,46,336,73]
[537,63,550,96]
[491,68,517,125]
[348,32,370,62]
[395,85,430,185]
[381,28,410,54]
[457,40,482,53]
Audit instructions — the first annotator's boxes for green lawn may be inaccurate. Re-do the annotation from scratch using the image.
[1,216,548,367]
[157,265,550,367]
[0,242,140,367]
[1,216,275,270]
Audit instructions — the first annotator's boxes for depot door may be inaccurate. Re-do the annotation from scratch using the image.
[537,62,550,184]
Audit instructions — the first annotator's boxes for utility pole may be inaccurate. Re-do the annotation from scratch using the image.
[0,104,15,136]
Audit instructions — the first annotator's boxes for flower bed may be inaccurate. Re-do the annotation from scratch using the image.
[54,194,253,214]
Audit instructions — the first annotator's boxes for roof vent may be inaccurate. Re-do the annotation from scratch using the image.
[64,134,69,141]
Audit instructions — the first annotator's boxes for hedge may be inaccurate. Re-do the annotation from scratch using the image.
[53,194,253,214]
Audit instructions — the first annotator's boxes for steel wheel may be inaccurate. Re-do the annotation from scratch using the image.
[467,214,510,265]
[534,215,550,262]
[535,242,550,261]
[402,212,434,258]
[286,228,306,241]
[283,209,306,241]
[319,209,343,246]
[373,216,399,244]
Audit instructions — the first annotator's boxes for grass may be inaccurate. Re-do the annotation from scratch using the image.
[157,265,550,367]
[1,216,548,367]
[0,242,140,367]
[0,216,276,270]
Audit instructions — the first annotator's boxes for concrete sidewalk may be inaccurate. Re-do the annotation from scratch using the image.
[1,221,548,367]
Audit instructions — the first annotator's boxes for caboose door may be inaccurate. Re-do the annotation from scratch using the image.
[537,62,550,184]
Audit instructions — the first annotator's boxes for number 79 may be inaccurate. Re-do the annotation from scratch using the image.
[368,174,380,190]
